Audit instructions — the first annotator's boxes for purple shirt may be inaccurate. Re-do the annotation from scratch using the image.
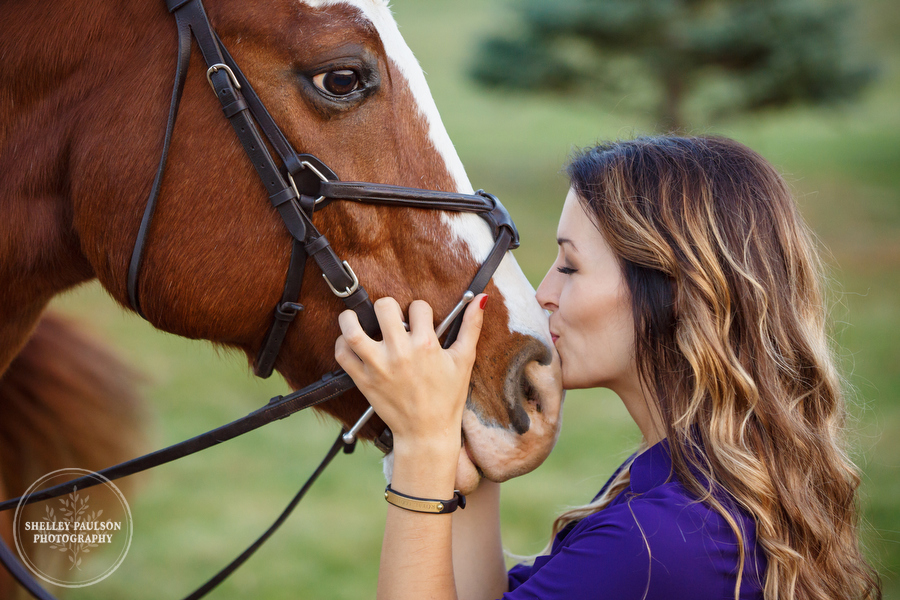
[505,441,766,599]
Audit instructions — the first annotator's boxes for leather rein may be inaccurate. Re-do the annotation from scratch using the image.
[0,0,520,598]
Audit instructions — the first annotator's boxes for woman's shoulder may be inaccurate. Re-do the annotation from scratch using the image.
[572,480,750,556]
[560,480,763,597]
[507,486,764,600]
[505,442,765,599]
[545,439,765,599]
[580,439,758,551]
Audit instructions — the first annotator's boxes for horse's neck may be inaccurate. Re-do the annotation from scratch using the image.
[0,1,162,359]
[1,0,161,179]
[1,1,151,126]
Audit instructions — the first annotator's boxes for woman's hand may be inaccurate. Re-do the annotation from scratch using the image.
[335,295,495,600]
[334,295,487,462]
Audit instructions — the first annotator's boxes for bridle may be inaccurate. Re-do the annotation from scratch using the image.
[0,0,520,598]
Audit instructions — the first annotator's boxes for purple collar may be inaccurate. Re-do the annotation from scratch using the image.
[629,439,677,493]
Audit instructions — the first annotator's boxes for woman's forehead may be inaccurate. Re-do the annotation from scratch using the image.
[557,189,594,247]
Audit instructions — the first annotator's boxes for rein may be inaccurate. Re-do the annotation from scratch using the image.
[0,0,519,597]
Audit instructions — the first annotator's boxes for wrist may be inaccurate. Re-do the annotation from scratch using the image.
[389,438,460,499]
[391,430,461,465]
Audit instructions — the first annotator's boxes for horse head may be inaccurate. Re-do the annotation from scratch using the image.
[54,0,563,490]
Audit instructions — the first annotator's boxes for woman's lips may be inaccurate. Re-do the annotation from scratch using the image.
[550,333,559,344]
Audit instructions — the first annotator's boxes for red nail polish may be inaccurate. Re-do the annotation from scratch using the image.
[479,295,489,310]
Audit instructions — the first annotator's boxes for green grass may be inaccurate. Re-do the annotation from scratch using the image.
[31,0,900,597]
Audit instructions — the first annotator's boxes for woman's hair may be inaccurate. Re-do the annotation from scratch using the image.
[553,136,880,600]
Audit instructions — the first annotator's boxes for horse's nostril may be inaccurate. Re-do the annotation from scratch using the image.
[502,339,553,434]
[521,376,541,412]
[507,401,531,435]
[462,331,563,484]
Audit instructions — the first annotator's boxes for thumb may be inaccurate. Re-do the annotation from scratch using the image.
[451,293,487,360]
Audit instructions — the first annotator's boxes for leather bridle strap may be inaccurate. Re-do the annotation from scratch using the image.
[443,226,514,346]
[182,431,350,600]
[319,181,492,212]
[254,237,308,377]
[315,184,519,249]
[0,371,354,513]
[0,429,353,600]
[126,8,191,318]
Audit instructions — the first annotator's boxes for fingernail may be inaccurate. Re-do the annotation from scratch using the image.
[479,295,489,310]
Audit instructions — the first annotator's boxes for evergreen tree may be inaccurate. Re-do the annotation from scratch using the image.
[470,0,875,130]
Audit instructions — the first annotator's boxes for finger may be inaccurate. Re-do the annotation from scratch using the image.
[373,296,408,346]
[408,299,437,343]
[338,309,378,358]
[451,293,487,360]
[334,335,365,378]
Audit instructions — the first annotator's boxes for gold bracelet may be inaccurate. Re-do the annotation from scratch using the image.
[383,485,466,514]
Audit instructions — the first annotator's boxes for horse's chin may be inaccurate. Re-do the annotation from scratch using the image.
[459,394,564,488]
[455,440,482,495]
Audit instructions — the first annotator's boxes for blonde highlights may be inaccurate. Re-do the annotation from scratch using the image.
[555,136,880,600]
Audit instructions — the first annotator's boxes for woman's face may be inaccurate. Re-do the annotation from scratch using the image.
[536,189,637,392]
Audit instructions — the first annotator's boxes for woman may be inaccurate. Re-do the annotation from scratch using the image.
[334,136,881,600]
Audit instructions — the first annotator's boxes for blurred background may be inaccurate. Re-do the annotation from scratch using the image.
[41,0,898,597]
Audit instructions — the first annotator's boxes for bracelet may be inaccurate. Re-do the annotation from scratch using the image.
[384,485,466,514]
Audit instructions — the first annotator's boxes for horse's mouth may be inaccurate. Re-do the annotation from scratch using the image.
[458,338,563,490]
[454,432,483,494]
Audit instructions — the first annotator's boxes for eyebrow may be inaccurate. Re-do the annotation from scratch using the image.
[557,237,577,251]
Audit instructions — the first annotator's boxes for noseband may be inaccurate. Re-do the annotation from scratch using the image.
[0,0,520,598]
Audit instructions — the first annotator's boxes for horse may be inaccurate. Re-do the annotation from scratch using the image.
[0,0,563,592]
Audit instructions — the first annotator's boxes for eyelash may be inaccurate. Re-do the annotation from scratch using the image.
[557,266,576,275]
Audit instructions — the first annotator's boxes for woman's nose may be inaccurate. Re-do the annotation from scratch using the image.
[536,270,558,312]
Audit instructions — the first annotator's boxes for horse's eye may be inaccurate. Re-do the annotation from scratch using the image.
[312,69,361,96]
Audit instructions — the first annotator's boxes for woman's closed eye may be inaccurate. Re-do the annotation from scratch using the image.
[557,266,577,275]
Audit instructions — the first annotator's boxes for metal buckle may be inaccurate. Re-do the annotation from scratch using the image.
[300,161,328,204]
[206,63,241,92]
[286,172,301,201]
[322,261,359,298]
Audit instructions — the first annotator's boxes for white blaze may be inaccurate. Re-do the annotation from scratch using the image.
[300,0,551,343]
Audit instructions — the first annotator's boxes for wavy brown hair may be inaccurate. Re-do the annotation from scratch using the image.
[552,136,880,600]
